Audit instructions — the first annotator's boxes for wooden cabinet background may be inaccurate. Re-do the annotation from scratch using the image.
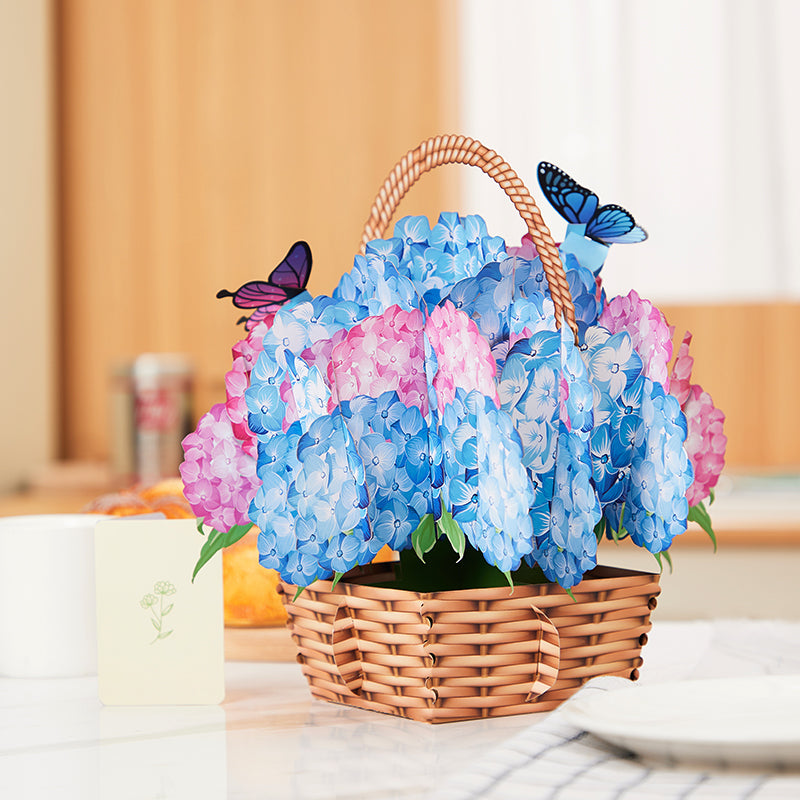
[656,303,799,470]
[54,1,798,473]
[56,0,459,460]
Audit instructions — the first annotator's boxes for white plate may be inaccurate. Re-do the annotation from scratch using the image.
[562,675,800,768]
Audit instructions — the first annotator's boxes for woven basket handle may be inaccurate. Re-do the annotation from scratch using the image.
[360,134,578,337]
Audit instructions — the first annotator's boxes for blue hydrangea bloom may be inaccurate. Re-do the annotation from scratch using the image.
[333,213,505,312]
[441,255,565,371]
[495,320,603,587]
[531,422,601,588]
[441,250,600,352]
[563,253,603,338]
[622,381,693,552]
[580,320,694,554]
[237,211,695,591]
[438,389,533,572]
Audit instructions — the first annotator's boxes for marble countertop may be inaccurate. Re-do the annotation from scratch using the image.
[2,620,800,799]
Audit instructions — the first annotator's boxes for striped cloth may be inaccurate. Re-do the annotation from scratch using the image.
[435,617,800,800]
[435,678,800,799]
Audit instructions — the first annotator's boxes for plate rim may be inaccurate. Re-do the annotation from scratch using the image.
[561,674,800,748]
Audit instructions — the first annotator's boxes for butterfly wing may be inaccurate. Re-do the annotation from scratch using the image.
[217,241,313,328]
[216,281,289,309]
[586,204,648,244]
[268,240,312,291]
[240,304,279,331]
[217,281,289,328]
[537,162,599,224]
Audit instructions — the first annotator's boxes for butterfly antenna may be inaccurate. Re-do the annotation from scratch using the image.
[216,289,234,299]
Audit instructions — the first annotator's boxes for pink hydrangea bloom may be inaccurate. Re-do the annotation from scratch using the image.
[599,289,673,390]
[231,320,269,365]
[301,329,348,385]
[299,328,348,415]
[682,384,727,506]
[669,331,694,406]
[426,301,499,411]
[506,233,540,260]
[225,363,256,455]
[558,375,571,428]
[668,332,727,506]
[278,376,299,430]
[180,403,259,532]
[328,305,429,412]
[224,321,269,453]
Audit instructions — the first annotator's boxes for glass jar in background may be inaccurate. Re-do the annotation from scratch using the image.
[111,354,194,486]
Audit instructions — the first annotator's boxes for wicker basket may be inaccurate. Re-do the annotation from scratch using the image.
[279,563,659,723]
[278,135,662,722]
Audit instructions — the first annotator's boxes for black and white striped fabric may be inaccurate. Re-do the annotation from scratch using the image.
[435,677,800,799]
[435,615,800,800]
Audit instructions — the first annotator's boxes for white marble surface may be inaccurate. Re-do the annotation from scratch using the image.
[1,620,799,799]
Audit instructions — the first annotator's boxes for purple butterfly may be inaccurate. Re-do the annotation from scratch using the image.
[216,241,312,330]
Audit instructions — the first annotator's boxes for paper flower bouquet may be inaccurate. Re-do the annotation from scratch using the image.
[181,136,726,721]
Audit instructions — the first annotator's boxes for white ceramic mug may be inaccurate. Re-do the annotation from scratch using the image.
[0,514,111,677]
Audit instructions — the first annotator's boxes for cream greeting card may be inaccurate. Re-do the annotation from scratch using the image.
[95,518,224,705]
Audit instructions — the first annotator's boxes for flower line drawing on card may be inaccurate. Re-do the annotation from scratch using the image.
[139,580,177,643]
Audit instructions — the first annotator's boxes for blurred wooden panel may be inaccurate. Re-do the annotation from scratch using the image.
[57,0,459,460]
[56,3,798,474]
[658,303,800,470]
[0,0,55,491]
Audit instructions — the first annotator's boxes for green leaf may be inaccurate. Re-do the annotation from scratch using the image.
[688,501,717,552]
[151,618,161,631]
[437,509,466,560]
[652,550,674,574]
[396,538,520,592]
[411,514,437,562]
[611,501,627,543]
[196,518,205,536]
[709,488,716,505]
[331,571,345,590]
[594,517,606,543]
[290,578,318,601]
[191,523,251,582]
[158,630,173,640]
[565,587,577,603]
[162,604,173,616]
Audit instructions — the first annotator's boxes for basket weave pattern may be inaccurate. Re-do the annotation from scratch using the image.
[279,565,660,723]
[278,137,661,722]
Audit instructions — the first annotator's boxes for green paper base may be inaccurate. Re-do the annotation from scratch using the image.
[375,538,549,593]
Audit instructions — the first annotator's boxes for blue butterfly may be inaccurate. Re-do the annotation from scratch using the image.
[537,162,647,244]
